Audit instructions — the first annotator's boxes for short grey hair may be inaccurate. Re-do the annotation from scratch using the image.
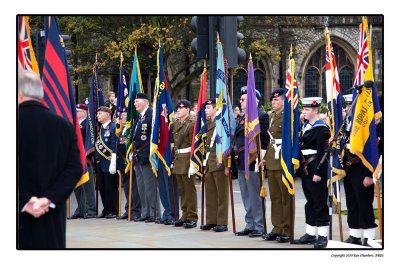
[18,70,44,100]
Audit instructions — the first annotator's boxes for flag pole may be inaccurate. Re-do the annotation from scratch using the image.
[118,171,122,217]
[170,158,178,221]
[201,138,206,227]
[256,134,268,235]
[329,156,333,240]
[337,181,343,241]
[375,179,382,239]
[128,161,133,221]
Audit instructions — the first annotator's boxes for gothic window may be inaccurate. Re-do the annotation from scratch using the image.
[339,66,354,94]
[304,42,354,98]
[305,67,319,97]
[255,69,265,104]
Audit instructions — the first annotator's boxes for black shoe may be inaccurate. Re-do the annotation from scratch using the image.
[70,214,85,219]
[164,219,174,225]
[363,238,372,247]
[292,233,317,244]
[105,213,117,219]
[145,217,155,223]
[116,213,128,220]
[344,236,362,245]
[134,216,149,222]
[131,215,141,221]
[213,225,228,232]
[235,228,253,236]
[262,232,280,241]
[248,231,263,238]
[85,214,96,219]
[183,220,197,229]
[314,236,328,249]
[155,218,166,224]
[276,234,291,243]
[96,212,107,219]
[174,218,186,227]
[200,224,217,230]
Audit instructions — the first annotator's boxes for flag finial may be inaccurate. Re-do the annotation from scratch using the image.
[204,60,206,69]
[158,39,161,47]
[135,46,137,56]
[249,53,252,61]
[217,32,220,43]
[95,53,98,63]
[120,52,123,68]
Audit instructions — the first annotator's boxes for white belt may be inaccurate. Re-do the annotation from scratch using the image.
[301,149,317,155]
[176,147,191,154]
[270,138,282,144]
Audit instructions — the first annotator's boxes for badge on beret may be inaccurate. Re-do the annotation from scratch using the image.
[141,135,147,140]
[312,100,317,106]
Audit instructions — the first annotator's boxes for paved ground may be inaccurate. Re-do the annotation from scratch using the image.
[66,178,381,249]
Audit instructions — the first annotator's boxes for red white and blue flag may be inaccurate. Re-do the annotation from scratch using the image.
[18,16,39,74]
[149,45,175,176]
[325,29,345,203]
[41,16,89,187]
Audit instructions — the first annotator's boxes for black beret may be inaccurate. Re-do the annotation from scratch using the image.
[136,93,149,100]
[270,88,285,100]
[97,106,112,114]
[240,86,261,100]
[176,99,191,110]
[205,98,216,105]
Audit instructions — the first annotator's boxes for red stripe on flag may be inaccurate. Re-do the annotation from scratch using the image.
[42,80,63,116]
[42,66,73,123]
[45,42,69,100]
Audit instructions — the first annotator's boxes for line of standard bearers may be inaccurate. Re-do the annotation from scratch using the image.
[72,88,380,249]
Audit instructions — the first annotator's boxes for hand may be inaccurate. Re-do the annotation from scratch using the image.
[224,167,230,177]
[312,175,322,182]
[129,152,133,161]
[258,160,266,168]
[328,137,334,144]
[363,177,374,187]
[109,153,117,174]
[255,159,259,172]
[25,197,51,218]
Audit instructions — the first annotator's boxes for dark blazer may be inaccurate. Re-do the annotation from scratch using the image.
[234,109,269,171]
[79,118,87,143]
[132,107,153,165]
[18,101,82,249]
[116,126,127,171]
[98,121,117,173]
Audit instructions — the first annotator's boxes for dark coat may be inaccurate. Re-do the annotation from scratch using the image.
[234,109,269,171]
[18,101,82,249]
[132,107,153,165]
[97,121,117,173]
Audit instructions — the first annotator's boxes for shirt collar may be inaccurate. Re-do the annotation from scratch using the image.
[140,107,148,118]
[102,120,111,128]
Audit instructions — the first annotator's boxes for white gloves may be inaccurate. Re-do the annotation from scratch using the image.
[109,153,117,174]
[188,165,197,178]
[129,152,133,161]
[255,149,267,173]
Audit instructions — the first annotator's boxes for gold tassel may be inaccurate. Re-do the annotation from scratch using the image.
[260,185,267,198]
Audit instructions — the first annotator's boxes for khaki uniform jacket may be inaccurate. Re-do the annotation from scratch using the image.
[172,117,194,175]
[265,110,283,170]
[204,120,227,173]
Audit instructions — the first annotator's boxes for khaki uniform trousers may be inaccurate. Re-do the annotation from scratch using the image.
[175,174,198,221]
[267,169,292,236]
[204,170,229,226]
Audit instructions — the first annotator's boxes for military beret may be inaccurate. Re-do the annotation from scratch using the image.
[270,88,285,100]
[301,97,322,108]
[176,99,191,110]
[240,86,262,100]
[76,103,88,111]
[97,106,112,114]
[205,98,216,105]
[136,93,149,100]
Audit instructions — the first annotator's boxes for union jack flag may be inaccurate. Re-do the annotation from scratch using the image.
[353,19,369,87]
[17,16,39,74]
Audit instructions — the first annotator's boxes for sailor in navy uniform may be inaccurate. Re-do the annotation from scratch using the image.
[95,106,118,219]
[292,97,331,249]
[342,94,377,246]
